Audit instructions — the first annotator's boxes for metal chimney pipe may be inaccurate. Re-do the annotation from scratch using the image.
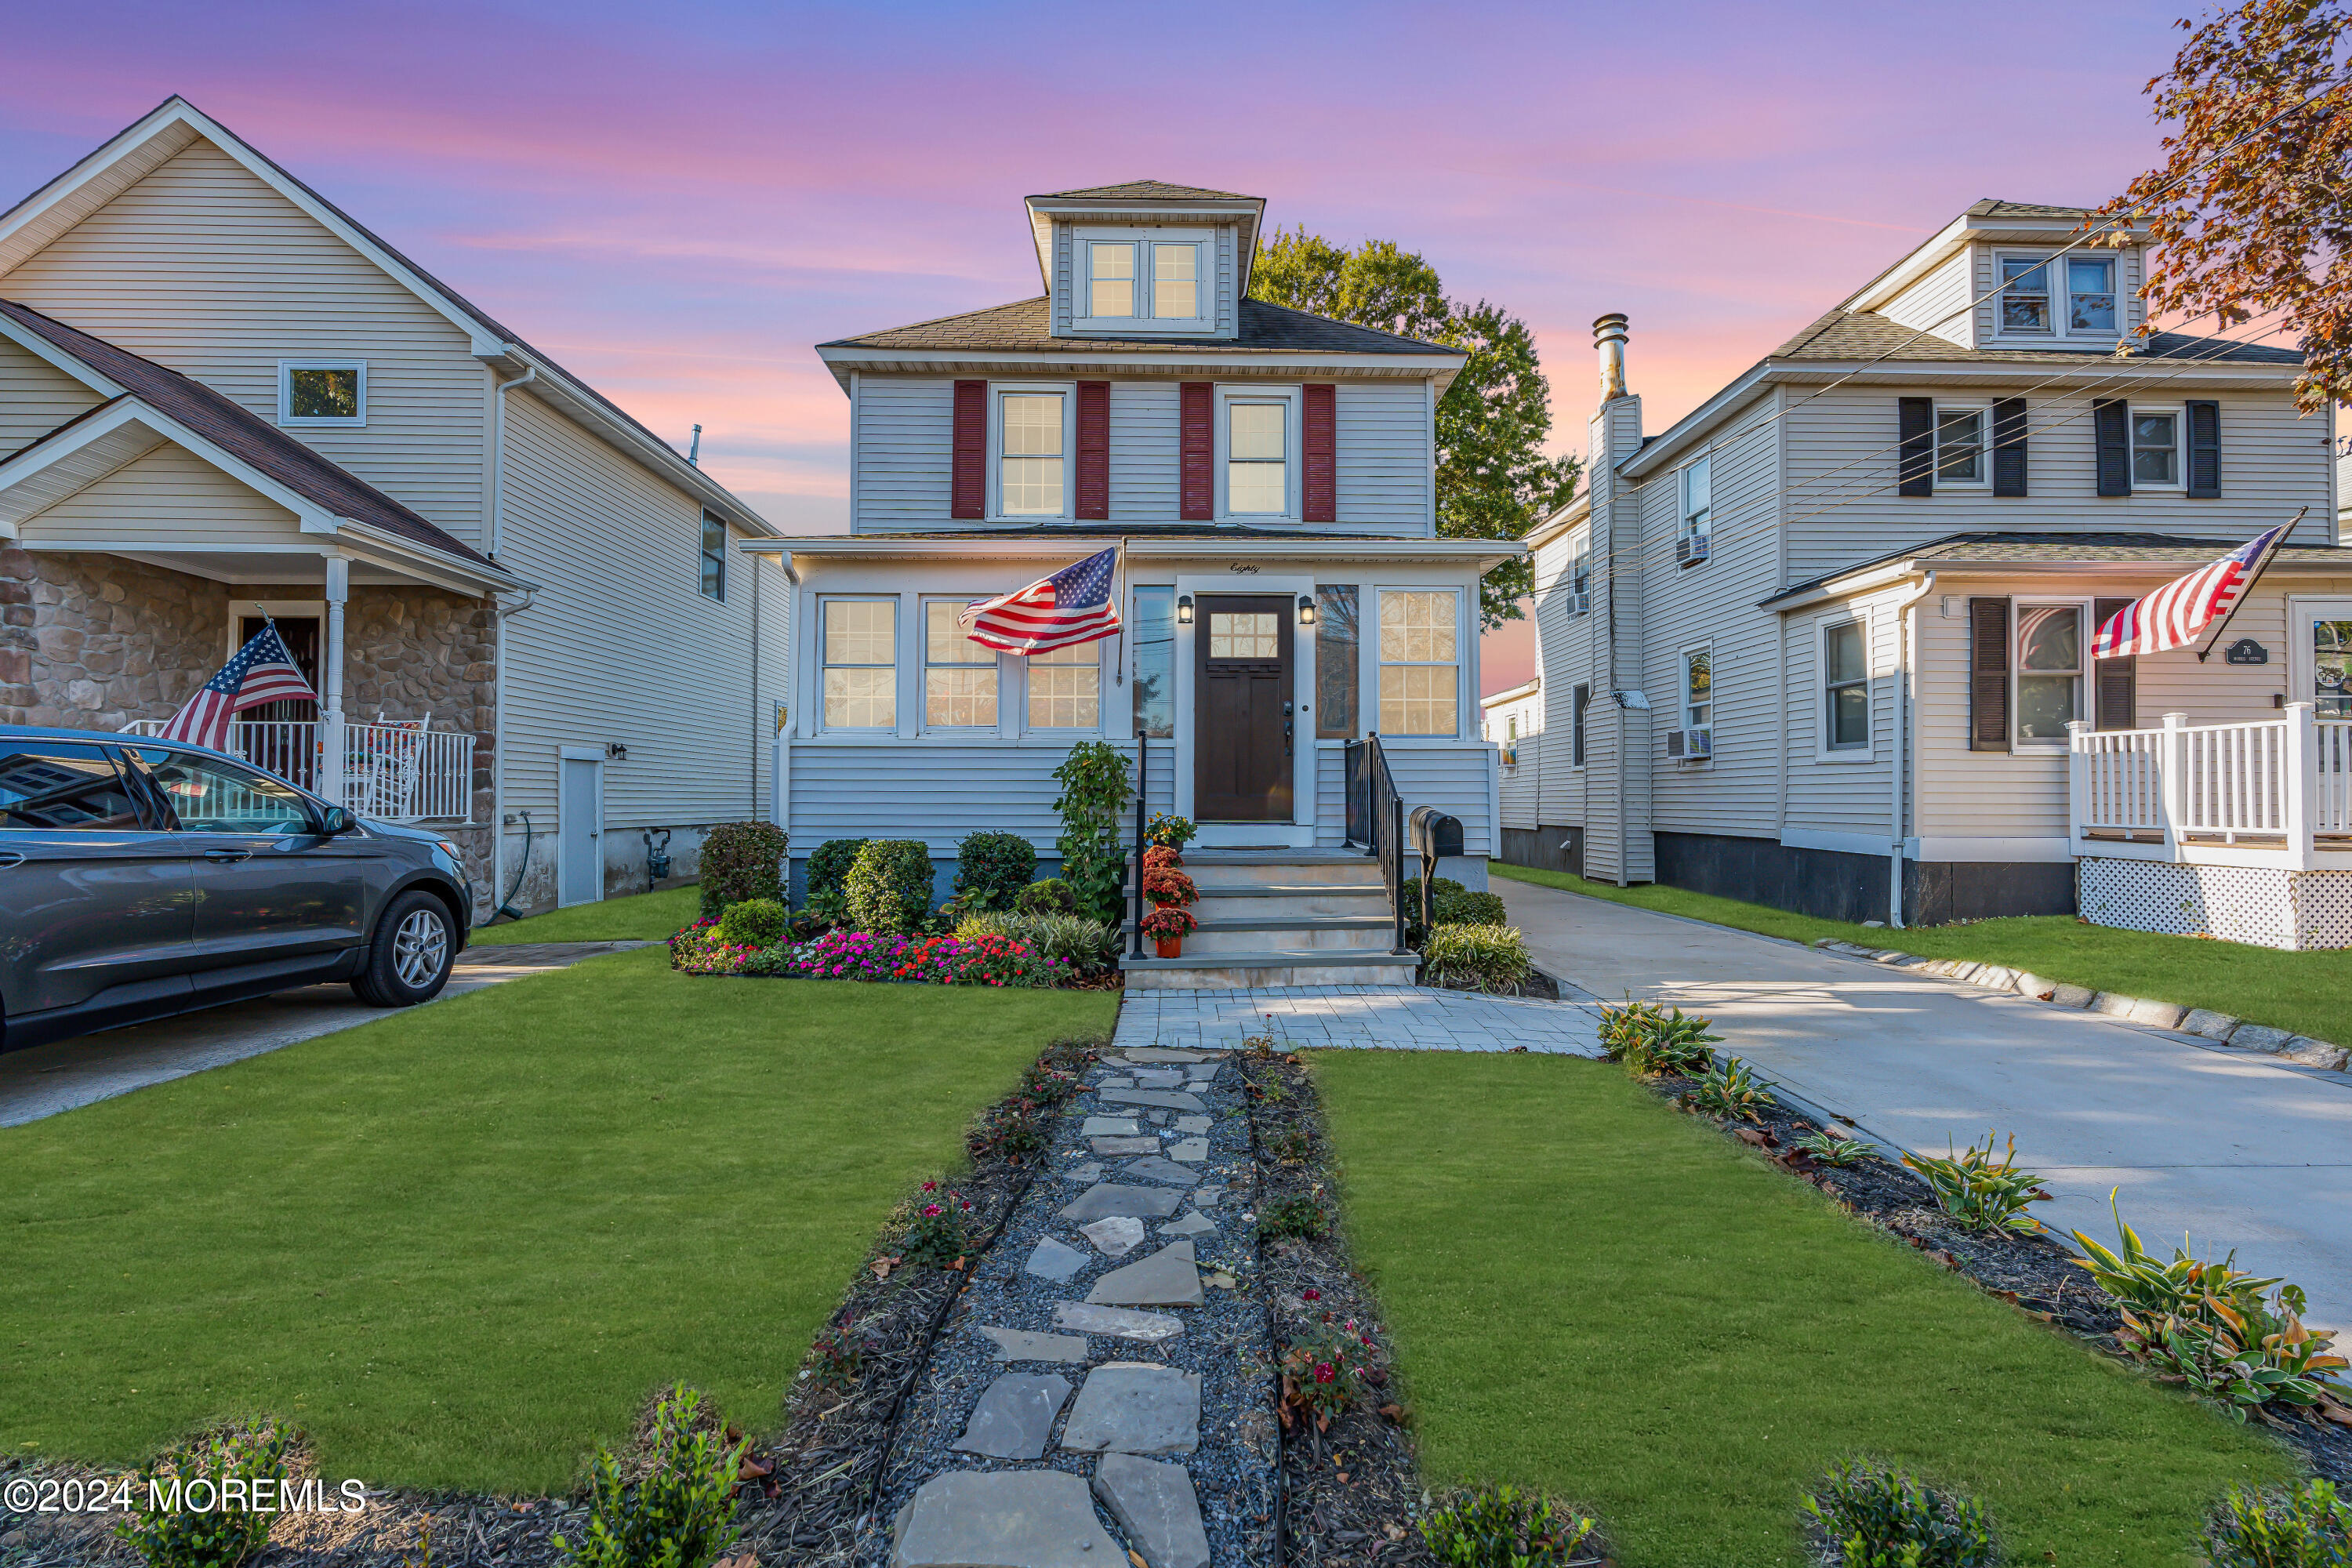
[1593,314,1629,401]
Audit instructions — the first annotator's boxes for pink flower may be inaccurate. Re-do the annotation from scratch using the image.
[1314,1363,1335,1385]
[922,1181,938,1192]
[921,1203,942,1218]
[1301,1289,1320,1301]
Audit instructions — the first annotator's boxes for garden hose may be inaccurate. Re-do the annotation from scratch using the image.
[492,810,534,924]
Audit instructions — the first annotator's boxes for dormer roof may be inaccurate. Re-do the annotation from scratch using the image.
[1040,180,1253,201]
[1021,181,1266,296]
[1840,198,2151,316]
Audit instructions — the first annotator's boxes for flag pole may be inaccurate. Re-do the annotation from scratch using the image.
[1112,535,1129,687]
[2195,508,2303,663]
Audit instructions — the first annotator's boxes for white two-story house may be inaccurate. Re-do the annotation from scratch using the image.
[0,98,788,916]
[1520,201,2352,948]
[756,181,1520,984]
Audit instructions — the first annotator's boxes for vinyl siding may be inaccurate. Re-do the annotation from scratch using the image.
[496,392,776,830]
[0,336,103,451]
[853,376,953,531]
[1109,382,1180,521]
[785,738,1174,855]
[1780,590,1905,843]
[18,444,301,544]
[1882,249,1972,346]
[1530,521,1598,828]
[1385,741,1498,856]
[1782,385,2332,583]
[1334,381,1432,535]
[0,138,492,546]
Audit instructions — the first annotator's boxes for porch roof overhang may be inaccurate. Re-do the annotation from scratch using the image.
[1761,531,2352,613]
[743,530,1526,575]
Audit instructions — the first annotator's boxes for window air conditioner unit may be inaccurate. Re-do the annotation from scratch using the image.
[1676,534,1711,566]
[1566,590,1590,616]
[1667,728,1713,759]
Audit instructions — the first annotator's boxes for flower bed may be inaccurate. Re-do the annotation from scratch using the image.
[669,921,1072,988]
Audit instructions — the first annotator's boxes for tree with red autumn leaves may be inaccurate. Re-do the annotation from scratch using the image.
[2103,0,2352,412]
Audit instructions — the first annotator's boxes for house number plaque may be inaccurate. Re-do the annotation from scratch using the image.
[2224,638,2270,666]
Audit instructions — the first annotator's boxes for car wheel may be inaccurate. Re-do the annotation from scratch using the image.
[353,890,457,1007]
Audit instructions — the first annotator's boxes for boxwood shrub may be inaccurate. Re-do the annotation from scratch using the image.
[805,838,870,898]
[846,839,935,934]
[697,821,789,918]
[716,898,787,947]
[1402,875,1509,945]
[955,830,1037,912]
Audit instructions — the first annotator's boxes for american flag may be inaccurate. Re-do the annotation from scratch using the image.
[160,623,318,749]
[2093,525,2292,660]
[959,546,1121,655]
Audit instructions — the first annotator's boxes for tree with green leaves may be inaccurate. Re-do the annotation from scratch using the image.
[1250,228,1578,627]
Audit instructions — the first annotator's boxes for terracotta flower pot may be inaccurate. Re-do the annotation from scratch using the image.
[1154,935,1183,960]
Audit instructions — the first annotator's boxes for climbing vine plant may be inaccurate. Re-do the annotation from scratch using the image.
[1052,740,1133,924]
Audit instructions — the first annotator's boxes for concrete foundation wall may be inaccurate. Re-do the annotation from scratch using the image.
[1652,830,2075,926]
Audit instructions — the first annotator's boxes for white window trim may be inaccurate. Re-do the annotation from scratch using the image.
[1568,530,1593,612]
[2012,596,2092,750]
[1816,612,1874,761]
[1570,681,1592,769]
[2062,252,2123,339]
[1215,384,1303,522]
[817,594,900,735]
[699,512,728,602]
[917,597,1004,735]
[987,381,1076,523]
[1676,641,1714,765]
[1019,637,1109,738]
[1069,225,1217,335]
[1931,401,1990,489]
[2128,403,2185,490]
[1679,453,1711,539]
[277,360,367,426]
[1991,250,2126,346]
[1372,585,1466,741]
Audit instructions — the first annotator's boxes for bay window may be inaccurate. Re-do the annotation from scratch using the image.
[923,601,997,728]
[1377,590,1459,736]
[822,599,897,730]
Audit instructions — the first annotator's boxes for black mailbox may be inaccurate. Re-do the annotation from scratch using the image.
[1407,806,1464,860]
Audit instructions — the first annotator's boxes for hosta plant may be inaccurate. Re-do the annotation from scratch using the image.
[1602,1001,1720,1078]
[1682,1054,1776,1122]
[1789,1127,1875,1167]
[1278,1320,1378,1431]
[116,1421,294,1568]
[1902,1132,2048,1234]
[2205,1479,2352,1566]
[1800,1460,1996,1568]
[1595,998,1666,1061]
[554,1385,745,1568]
[1421,1484,1602,1568]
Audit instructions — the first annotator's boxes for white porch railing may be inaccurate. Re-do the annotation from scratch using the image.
[117,717,475,824]
[2067,704,2352,866]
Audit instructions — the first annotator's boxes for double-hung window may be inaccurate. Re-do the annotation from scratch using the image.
[1822,618,1869,753]
[822,598,897,730]
[996,389,1069,517]
[1027,641,1101,730]
[2067,256,2118,333]
[1226,400,1288,515]
[1376,590,1459,736]
[923,601,996,728]
[1998,258,2051,333]
[1086,241,1137,318]
[1570,536,1592,612]
[1073,230,1212,330]
[1680,455,1711,545]
[1681,645,1713,743]
[1998,252,2125,342]
[1934,406,1986,485]
[2015,602,2083,746]
[2131,408,2180,485]
[1571,683,1592,767]
[699,512,727,601]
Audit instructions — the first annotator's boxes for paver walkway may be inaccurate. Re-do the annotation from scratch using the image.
[1112,983,1604,1056]
[1497,877,2352,1327]
[0,940,652,1127]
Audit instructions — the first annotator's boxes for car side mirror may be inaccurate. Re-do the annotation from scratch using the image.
[317,806,358,837]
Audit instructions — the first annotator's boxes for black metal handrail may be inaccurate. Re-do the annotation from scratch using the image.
[1345,734,1408,954]
[1130,734,1148,959]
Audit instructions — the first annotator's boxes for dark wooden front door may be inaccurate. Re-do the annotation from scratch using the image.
[1194,595,1293,822]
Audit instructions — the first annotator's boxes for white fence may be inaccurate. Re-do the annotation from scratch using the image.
[2069,704,2352,866]
[118,717,475,823]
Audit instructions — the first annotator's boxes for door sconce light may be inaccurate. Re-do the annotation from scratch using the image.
[606,742,629,760]
[1176,593,1194,626]
[1297,593,1317,626]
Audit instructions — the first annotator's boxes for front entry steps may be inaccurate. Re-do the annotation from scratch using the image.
[1120,849,1420,989]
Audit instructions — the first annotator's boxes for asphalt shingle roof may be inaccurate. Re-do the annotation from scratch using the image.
[1965,198,2100,220]
[822,296,1455,358]
[1769,308,2304,366]
[1036,181,1254,202]
[0,297,497,569]
[1765,531,2352,604]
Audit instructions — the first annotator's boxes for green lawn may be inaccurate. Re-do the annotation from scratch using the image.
[1315,1050,2300,1568]
[470,884,703,944]
[1493,861,2352,1044]
[0,949,1114,1492]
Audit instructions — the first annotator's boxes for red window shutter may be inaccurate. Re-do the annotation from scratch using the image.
[1302,383,1336,523]
[951,380,986,520]
[1180,381,1213,521]
[1075,381,1110,520]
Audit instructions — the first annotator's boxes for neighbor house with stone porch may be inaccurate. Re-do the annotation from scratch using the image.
[0,97,789,915]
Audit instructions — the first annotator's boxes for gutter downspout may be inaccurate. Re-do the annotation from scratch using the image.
[488,362,537,920]
[1888,570,1936,928]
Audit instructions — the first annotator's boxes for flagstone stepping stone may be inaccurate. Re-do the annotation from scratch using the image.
[1081,1116,1141,1137]
[1093,1135,1160,1156]
[1087,1240,1203,1308]
[1192,1185,1223,1208]
[1159,1210,1215,1238]
[1174,1116,1210,1134]
[1060,1362,1203,1454]
[1093,1076,1136,1090]
[1063,1160,1104,1184]
[1149,1109,1173,1126]
[1023,1236,1091,1283]
[1060,1184,1185,1224]
[1079,1215,1147,1257]
[1183,1064,1219,1084]
[1093,1454,1211,1568]
[976,1325,1088,1364]
[949,1371,1073,1459]
[1131,1069,1187,1089]
[891,1469,1120,1568]
[1095,1088,1207,1113]
[1119,1156,1200,1187]
[1123,1047,1216,1063]
[1167,1138,1209,1163]
[1053,1301,1185,1341]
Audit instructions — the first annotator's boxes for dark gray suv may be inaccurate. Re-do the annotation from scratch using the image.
[0,725,472,1054]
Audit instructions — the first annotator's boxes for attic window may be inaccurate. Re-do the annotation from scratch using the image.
[278,361,365,426]
[1071,228,1213,331]
[1996,252,2124,342]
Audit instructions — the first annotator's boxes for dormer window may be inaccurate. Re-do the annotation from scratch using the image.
[1996,251,2125,342]
[1069,228,1213,332]
[1998,258,2050,333]
[2067,256,2117,333]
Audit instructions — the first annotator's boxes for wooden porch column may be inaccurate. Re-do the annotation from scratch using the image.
[2160,712,2188,852]
[321,554,348,807]
[2285,701,2317,869]
[2065,720,2090,847]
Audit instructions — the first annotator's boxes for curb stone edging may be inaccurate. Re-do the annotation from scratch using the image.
[1809,939,2352,1077]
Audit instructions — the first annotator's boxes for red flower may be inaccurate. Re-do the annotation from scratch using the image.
[1301,1289,1320,1301]
[1314,1363,1335,1385]
[921,1203,942,1217]
[922,1181,938,1192]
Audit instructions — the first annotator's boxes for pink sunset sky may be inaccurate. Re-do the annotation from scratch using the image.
[0,0,2208,692]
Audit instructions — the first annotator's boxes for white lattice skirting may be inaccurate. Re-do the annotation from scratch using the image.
[2078,857,2352,950]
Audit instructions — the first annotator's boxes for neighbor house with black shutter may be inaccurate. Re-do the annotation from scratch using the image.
[1516,201,2352,948]
[750,182,1521,985]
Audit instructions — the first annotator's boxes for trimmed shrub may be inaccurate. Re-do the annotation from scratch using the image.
[805,838,870,898]
[1801,1460,1995,1567]
[696,821,789,918]
[716,898,786,947]
[846,840,935,935]
[1016,877,1079,916]
[1421,922,1534,993]
[2206,1479,2352,1566]
[116,1421,293,1568]
[954,830,1036,911]
[1402,875,1508,944]
[1420,1484,1600,1568]
[554,1384,745,1568]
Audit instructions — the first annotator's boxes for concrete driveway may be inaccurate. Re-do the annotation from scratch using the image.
[1499,878,2352,1327]
[0,941,650,1127]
